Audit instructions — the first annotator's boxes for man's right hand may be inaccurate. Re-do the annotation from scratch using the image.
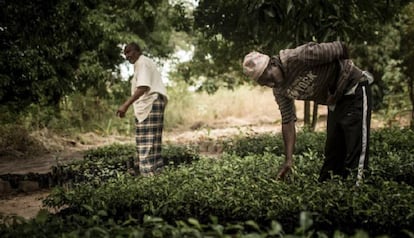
[116,105,128,118]
[279,121,296,180]
[116,110,126,118]
[276,161,293,180]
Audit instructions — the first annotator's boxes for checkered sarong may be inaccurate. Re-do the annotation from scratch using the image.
[135,95,165,176]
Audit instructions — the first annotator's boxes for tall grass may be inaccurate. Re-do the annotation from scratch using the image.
[2,82,410,156]
[2,84,327,137]
[164,84,281,131]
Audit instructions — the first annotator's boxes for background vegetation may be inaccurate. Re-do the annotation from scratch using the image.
[1,1,414,236]
[1,1,414,139]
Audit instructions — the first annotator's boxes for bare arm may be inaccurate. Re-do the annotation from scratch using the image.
[277,120,296,179]
[116,86,149,118]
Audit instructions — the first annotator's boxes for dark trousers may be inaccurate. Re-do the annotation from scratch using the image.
[319,81,372,182]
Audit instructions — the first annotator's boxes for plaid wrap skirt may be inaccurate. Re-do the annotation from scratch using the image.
[135,95,166,176]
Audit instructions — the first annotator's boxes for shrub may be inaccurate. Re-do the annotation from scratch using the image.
[222,130,326,157]
[44,151,414,237]
[4,127,414,237]
[50,143,200,186]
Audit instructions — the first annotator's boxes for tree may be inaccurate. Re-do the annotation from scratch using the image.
[185,0,410,126]
[0,0,189,117]
[400,2,414,128]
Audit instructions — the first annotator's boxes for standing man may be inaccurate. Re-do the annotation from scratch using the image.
[117,42,168,176]
[242,41,373,183]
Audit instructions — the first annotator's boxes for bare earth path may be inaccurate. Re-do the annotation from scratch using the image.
[0,190,53,219]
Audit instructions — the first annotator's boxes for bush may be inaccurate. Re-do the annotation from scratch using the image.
[3,127,414,237]
[50,143,200,186]
[44,151,414,236]
[222,130,326,157]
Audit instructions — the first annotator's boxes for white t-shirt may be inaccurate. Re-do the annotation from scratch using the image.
[131,55,168,122]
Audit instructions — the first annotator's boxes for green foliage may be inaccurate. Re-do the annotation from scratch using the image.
[0,0,121,112]
[369,127,414,185]
[83,142,200,167]
[400,2,414,128]
[222,132,284,157]
[83,143,136,160]
[401,2,414,73]
[179,0,411,93]
[3,84,138,134]
[222,130,326,157]
[43,152,413,236]
[0,213,360,238]
[351,21,412,115]
[223,127,414,185]
[0,0,190,120]
[370,127,414,156]
[1,127,414,237]
[34,127,414,237]
[162,143,200,166]
[50,143,200,186]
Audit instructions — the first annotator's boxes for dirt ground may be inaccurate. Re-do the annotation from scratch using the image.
[0,190,55,219]
[0,110,409,220]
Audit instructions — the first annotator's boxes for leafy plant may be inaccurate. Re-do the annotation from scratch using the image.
[50,143,200,186]
[3,127,414,237]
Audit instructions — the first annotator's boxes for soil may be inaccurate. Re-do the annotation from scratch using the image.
[0,111,409,220]
[0,190,55,219]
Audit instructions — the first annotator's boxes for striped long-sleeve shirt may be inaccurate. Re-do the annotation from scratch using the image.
[272,41,363,124]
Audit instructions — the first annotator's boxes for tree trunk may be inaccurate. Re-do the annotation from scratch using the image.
[304,100,311,127]
[409,77,414,129]
[311,103,319,131]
